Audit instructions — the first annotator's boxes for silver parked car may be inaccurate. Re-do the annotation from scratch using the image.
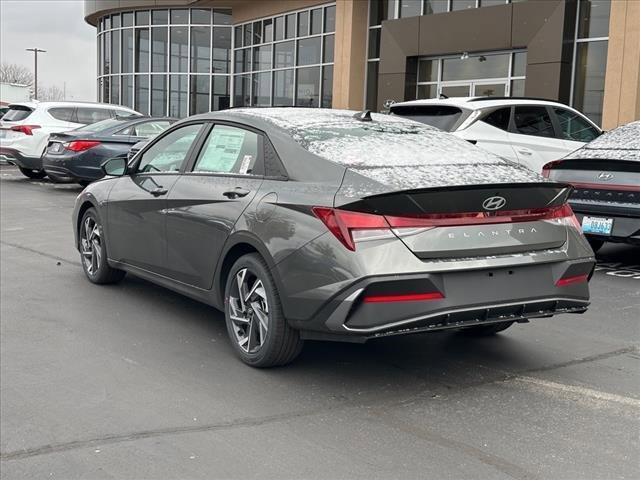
[72,108,595,367]
[543,120,640,252]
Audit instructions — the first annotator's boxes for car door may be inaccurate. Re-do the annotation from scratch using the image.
[551,107,601,153]
[464,107,519,162]
[508,105,568,172]
[165,123,265,289]
[106,123,205,276]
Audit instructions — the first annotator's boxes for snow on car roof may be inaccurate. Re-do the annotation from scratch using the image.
[564,120,640,162]
[232,108,543,188]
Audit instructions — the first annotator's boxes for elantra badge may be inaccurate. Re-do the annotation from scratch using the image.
[598,172,613,181]
[482,196,507,211]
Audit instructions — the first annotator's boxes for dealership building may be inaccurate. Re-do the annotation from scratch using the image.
[83,0,639,129]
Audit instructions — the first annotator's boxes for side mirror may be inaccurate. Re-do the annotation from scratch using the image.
[102,157,127,176]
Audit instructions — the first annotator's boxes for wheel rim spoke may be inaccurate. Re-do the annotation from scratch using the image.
[228,269,269,354]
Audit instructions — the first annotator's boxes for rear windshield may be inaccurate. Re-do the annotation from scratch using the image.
[2,106,33,122]
[74,118,126,133]
[390,105,463,132]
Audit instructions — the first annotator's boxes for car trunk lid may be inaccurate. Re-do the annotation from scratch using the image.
[335,178,574,259]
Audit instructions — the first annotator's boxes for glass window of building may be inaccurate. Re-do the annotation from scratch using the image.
[232,4,336,108]
[400,1,422,18]
[572,0,611,126]
[451,0,477,11]
[98,7,231,116]
[152,10,168,25]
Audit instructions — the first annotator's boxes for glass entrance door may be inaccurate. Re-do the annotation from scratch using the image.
[439,81,508,98]
[440,83,471,98]
[473,81,506,97]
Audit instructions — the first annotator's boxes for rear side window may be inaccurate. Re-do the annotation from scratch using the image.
[75,107,113,125]
[193,125,260,175]
[482,107,511,131]
[2,106,33,122]
[513,106,555,138]
[553,107,600,142]
[391,105,463,132]
[133,121,171,137]
[48,107,75,122]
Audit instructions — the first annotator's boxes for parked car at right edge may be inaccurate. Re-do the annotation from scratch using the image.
[543,120,640,252]
[43,116,176,185]
[390,97,602,173]
[0,101,139,179]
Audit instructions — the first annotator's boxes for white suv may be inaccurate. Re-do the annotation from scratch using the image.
[389,97,602,173]
[0,101,139,178]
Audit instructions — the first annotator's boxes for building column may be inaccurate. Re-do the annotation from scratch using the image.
[332,0,368,110]
[602,0,640,130]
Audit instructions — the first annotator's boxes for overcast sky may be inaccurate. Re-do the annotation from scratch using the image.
[0,0,96,101]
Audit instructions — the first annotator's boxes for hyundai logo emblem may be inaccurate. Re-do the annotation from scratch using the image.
[482,196,507,211]
[598,172,613,181]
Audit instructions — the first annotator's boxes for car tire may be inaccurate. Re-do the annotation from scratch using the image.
[224,253,303,367]
[460,321,514,336]
[19,167,46,179]
[79,208,126,285]
[587,238,604,253]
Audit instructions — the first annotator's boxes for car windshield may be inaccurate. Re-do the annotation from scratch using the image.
[390,105,464,132]
[74,118,125,133]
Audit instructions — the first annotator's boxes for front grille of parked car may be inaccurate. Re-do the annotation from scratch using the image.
[570,187,640,205]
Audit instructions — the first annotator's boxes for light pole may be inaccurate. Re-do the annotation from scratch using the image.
[25,48,46,99]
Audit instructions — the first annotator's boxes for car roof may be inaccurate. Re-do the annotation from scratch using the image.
[7,101,139,112]
[564,120,640,162]
[391,97,577,111]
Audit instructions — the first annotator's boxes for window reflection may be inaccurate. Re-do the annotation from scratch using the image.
[573,41,608,126]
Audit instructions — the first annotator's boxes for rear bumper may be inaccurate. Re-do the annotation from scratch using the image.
[0,147,42,170]
[292,259,594,341]
[42,153,104,182]
[571,201,640,245]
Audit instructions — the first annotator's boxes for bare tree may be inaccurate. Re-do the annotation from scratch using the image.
[0,63,34,86]
[37,84,64,101]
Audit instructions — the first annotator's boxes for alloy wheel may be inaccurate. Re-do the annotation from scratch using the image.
[228,268,269,354]
[81,216,102,276]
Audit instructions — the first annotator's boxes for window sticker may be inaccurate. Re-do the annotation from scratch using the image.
[239,154,253,175]
[196,128,246,172]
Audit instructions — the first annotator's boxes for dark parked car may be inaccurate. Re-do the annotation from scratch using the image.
[543,120,639,252]
[43,116,175,185]
[72,108,594,367]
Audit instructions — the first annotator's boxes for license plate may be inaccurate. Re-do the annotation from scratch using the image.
[49,143,63,153]
[582,216,613,235]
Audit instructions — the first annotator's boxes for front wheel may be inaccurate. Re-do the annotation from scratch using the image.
[224,253,303,367]
[19,167,46,179]
[79,208,126,284]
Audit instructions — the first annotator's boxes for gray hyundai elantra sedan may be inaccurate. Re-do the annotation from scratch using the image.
[72,108,595,367]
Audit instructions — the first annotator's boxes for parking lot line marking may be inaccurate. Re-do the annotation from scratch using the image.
[512,376,640,409]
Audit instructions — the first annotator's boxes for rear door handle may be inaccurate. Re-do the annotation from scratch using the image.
[223,187,251,199]
[151,187,168,197]
[516,148,533,156]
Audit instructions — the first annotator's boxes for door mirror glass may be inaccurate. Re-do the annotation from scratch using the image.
[102,157,127,176]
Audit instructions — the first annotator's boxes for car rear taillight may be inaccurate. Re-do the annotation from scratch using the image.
[363,292,444,303]
[556,273,589,287]
[313,203,581,251]
[542,160,563,177]
[10,125,41,136]
[312,207,390,251]
[65,140,101,152]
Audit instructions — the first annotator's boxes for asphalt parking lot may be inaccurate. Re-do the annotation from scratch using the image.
[1,164,638,480]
